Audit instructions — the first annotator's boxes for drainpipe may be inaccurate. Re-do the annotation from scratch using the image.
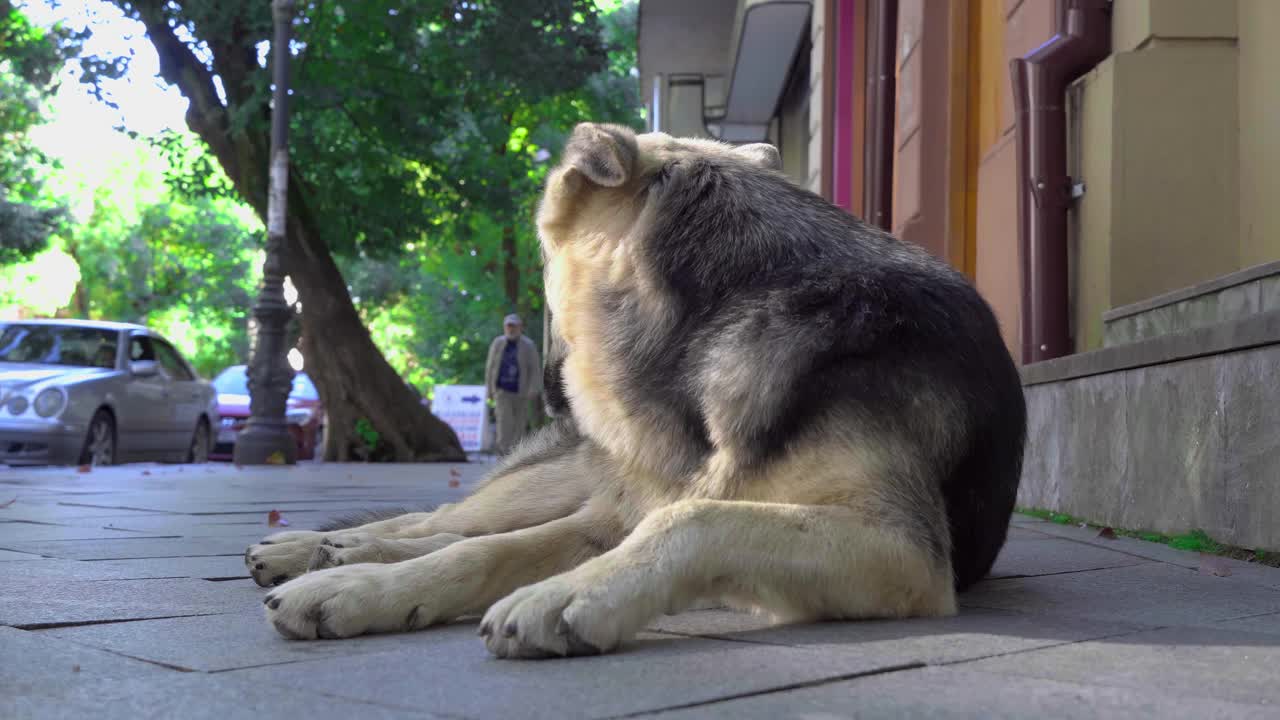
[863,0,897,231]
[1010,0,1110,364]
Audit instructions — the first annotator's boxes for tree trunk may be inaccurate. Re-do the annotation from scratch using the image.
[285,187,465,462]
[131,0,464,463]
[502,224,519,311]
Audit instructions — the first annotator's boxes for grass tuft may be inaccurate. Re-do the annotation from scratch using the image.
[1015,507,1279,568]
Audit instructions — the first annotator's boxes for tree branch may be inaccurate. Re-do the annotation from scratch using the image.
[130,0,265,211]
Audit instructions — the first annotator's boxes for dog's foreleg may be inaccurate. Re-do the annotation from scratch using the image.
[245,510,435,587]
[263,500,623,640]
[481,499,956,658]
[247,427,596,586]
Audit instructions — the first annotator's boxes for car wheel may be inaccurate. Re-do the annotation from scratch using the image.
[79,410,116,467]
[187,418,211,464]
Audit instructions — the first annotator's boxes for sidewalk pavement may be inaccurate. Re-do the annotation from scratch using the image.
[1,462,1278,719]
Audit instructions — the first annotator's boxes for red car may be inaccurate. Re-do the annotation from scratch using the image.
[209,365,324,461]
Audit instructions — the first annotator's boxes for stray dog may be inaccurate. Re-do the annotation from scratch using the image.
[246,124,1026,658]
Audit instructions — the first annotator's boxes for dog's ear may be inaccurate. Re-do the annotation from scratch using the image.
[563,123,638,187]
[733,143,781,171]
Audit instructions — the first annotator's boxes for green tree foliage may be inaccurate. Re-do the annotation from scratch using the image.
[66,191,261,377]
[0,0,79,262]
[346,1,643,392]
[78,0,642,460]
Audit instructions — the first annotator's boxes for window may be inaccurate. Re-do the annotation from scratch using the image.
[129,335,156,362]
[0,324,119,368]
[153,340,195,381]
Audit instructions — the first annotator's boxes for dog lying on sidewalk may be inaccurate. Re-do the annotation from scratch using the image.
[245,123,1027,658]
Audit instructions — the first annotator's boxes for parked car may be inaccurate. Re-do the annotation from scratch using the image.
[0,319,218,467]
[209,365,324,461]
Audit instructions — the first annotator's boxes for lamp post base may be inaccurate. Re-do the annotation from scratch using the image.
[232,419,298,465]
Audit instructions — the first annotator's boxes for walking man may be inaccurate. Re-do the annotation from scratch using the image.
[484,313,542,455]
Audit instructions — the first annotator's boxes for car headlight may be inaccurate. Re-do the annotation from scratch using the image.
[286,407,315,425]
[34,388,67,418]
[7,395,29,415]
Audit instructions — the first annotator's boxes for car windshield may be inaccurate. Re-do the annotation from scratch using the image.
[0,324,118,368]
[213,366,319,401]
[212,367,249,394]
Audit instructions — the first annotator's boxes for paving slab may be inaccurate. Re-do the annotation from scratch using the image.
[42,608,474,673]
[0,547,43,561]
[6,675,439,720]
[0,625,171,694]
[965,625,1280,707]
[4,463,1280,718]
[647,607,1150,664]
[224,624,943,720]
[0,555,250,584]
[645,665,1279,719]
[0,627,433,720]
[1207,612,1280,637]
[0,576,260,627]
[0,522,159,543]
[0,534,256,560]
[960,562,1280,625]
[987,536,1148,578]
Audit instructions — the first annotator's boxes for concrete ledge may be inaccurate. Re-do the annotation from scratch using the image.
[1102,260,1280,347]
[1019,313,1280,552]
[1023,308,1280,387]
[1104,260,1280,322]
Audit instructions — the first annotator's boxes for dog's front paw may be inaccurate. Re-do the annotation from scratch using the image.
[264,564,424,640]
[307,533,382,570]
[480,573,643,659]
[246,530,325,587]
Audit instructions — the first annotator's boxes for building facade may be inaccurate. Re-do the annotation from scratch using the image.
[638,0,1280,551]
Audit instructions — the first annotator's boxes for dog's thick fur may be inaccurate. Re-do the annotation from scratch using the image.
[245,124,1026,658]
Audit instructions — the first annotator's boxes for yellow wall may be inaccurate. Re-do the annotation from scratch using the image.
[1071,0,1255,349]
[1238,0,1280,268]
[1072,63,1114,353]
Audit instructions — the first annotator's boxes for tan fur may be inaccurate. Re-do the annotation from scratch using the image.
[249,126,958,655]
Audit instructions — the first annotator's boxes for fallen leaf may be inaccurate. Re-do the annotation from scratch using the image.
[0,497,15,508]
[448,479,460,488]
[268,509,282,527]
[1097,527,1117,539]
[1198,555,1233,577]
[77,464,91,473]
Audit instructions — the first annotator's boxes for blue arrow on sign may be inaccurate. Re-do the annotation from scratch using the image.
[461,395,482,404]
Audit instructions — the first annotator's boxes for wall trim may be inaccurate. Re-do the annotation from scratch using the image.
[1021,309,1280,387]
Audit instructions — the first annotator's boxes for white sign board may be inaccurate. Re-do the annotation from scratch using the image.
[433,384,488,452]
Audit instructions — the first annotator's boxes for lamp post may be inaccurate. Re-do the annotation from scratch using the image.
[235,0,298,466]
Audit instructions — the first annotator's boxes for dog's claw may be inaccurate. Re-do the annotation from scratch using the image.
[478,622,491,637]
[502,622,517,638]
[267,597,281,610]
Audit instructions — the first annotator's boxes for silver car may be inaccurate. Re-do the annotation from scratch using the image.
[0,319,219,467]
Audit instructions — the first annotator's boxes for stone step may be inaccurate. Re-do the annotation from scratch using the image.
[1102,259,1280,347]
